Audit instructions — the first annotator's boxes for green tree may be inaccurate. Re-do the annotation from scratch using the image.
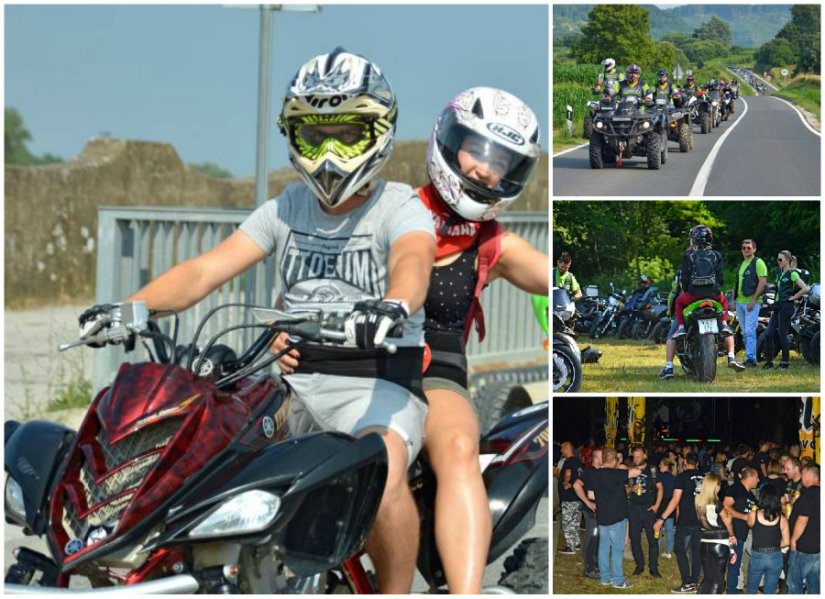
[754,38,796,70]
[693,16,733,49]
[189,161,233,179]
[570,5,657,71]
[682,39,730,66]
[774,4,821,74]
[5,107,63,165]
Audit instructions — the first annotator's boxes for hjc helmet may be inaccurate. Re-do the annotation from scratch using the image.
[601,58,616,71]
[690,225,713,247]
[279,48,397,208]
[426,87,541,222]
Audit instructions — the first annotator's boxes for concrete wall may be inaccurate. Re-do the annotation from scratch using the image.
[5,138,548,308]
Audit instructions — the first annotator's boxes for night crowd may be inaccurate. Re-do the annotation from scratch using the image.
[554,439,820,593]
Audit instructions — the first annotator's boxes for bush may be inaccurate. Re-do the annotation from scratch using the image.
[553,84,594,134]
[554,63,601,86]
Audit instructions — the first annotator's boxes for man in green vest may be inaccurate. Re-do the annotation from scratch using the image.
[555,252,582,300]
[734,238,768,367]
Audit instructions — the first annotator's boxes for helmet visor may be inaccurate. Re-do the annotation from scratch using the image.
[436,112,538,203]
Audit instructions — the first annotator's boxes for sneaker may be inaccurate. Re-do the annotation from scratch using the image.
[612,581,633,589]
[659,366,675,380]
[743,359,758,368]
[558,545,576,555]
[762,362,774,370]
[661,552,673,559]
[672,326,687,339]
[672,583,695,593]
[728,357,746,371]
[721,324,734,337]
[600,580,612,586]
[778,362,790,370]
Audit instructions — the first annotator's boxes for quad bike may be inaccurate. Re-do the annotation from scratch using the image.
[5,302,548,594]
[589,95,667,170]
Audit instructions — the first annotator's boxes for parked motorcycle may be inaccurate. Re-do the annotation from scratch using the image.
[633,292,668,340]
[553,288,583,393]
[590,284,625,339]
[675,298,727,383]
[5,302,548,593]
[799,283,820,365]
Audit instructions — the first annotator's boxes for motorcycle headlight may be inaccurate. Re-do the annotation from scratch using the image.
[188,490,281,538]
[5,475,26,523]
[711,100,718,107]
[642,121,650,129]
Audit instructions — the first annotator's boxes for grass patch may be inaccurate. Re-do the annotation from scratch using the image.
[773,75,821,122]
[579,338,819,393]
[46,374,93,411]
[554,528,697,593]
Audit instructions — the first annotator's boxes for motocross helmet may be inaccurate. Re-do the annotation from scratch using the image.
[626,64,641,84]
[690,225,713,248]
[279,48,397,208]
[427,87,541,222]
[601,57,616,71]
[657,69,669,84]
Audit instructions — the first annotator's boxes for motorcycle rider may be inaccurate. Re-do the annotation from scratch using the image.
[609,64,653,106]
[277,86,547,593]
[721,78,736,115]
[555,252,582,301]
[78,49,436,594]
[595,57,623,94]
[652,68,680,105]
[659,268,683,380]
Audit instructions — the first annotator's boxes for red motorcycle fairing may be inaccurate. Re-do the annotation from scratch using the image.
[47,362,282,570]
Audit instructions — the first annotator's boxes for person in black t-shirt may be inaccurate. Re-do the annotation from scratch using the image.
[558,441,583,555]
[752,441,771,480]
[590,448,642,589]
[655,452,705,593]
[574,448,603,579]
[627,445,664,578]
[730,443,751,479]
[723,467,759,592]
[788,464,820,594]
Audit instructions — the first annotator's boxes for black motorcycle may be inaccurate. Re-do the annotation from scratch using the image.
[590,284,625,339]
[633,292,669,341]
[676,297,727,383]
[553,288,583,393]
[589,95,667,170]
[799,283,820,365]
[5,302,548,593]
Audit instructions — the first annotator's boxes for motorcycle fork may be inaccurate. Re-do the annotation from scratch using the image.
[341,553,375,594]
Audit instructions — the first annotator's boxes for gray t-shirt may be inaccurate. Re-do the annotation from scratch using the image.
[240,179,435,346]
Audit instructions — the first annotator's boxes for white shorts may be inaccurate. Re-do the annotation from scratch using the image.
[283,373,428,467]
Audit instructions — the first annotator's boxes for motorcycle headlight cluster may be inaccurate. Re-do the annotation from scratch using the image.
[595,121,603,129]
[5,475,26,523]
[188,490,281,539]
[642,121,650,129]
[711,100,718,107]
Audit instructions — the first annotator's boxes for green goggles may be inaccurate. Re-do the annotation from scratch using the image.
[289,116,374,160]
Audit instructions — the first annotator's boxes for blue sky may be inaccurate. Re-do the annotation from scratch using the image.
[5,4,549,178]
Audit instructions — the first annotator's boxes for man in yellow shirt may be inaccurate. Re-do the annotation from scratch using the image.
[555,252,582,300]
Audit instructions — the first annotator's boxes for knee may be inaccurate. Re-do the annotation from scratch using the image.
[430,431,479,476]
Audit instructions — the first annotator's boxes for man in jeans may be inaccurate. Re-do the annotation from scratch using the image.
[733,239,767,367]
[788,464,820,594]
[627,445,663,578]
[575,448,603,579]
[590,448,641,589]
[655,452,705,593]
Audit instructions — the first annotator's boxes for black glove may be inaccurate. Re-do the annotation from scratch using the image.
[344,299,408,350]
[78,303,115,347]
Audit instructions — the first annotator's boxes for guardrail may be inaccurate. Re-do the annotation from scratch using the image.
[93,206,547,393]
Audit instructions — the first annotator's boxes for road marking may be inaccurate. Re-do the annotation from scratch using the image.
[553,142,588,157]
[768,95,821,137]
[688,97,750,197]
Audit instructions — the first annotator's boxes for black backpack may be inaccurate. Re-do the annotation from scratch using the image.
[688,248,719,298]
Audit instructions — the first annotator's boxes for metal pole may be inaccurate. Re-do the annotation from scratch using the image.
[255,6,273,208]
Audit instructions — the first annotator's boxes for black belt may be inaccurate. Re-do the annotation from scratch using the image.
[752,547,782,554]
[293,342,425,401]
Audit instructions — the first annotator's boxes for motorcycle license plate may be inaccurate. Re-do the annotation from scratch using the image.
[698,319,718,334]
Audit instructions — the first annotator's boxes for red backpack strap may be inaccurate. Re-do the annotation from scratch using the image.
[463,221,504,344]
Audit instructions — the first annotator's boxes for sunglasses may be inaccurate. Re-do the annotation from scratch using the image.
[777,257,785,263]
[741,246,753,250]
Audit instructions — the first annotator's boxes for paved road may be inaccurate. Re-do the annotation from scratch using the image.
[553,94,820,197]
[4,306,548,592]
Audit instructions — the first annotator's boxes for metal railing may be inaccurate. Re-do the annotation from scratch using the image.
[93,206,547,392]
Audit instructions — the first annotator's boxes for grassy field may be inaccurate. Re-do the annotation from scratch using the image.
[578,337,820,393]
[772,75,821,122]
[554,532,684,594]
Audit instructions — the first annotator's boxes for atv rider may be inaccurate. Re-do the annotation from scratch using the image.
[79,49,436,594]
[608,64,654,108]
[672,225,745,372]
[594,57,623,95]
[276,87,548,593]
[652,69,681,106]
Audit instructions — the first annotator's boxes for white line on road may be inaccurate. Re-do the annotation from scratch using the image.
[688,97,750,197]
[768,95,821,137]
[553,142,588,157]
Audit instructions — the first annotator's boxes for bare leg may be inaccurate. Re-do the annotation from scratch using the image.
[362,428,419,594]
[666,338,676,362]
[424,389,491,593]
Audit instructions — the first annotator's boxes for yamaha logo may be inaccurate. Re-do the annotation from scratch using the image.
[486,122,525,145]
[65,538,85,555]
[262,416,275,439]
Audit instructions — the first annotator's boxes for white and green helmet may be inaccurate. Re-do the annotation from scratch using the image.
[427,87,541,222]
[280,48,397,207]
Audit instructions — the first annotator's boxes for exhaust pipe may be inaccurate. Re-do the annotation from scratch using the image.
[5,574,199,595]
